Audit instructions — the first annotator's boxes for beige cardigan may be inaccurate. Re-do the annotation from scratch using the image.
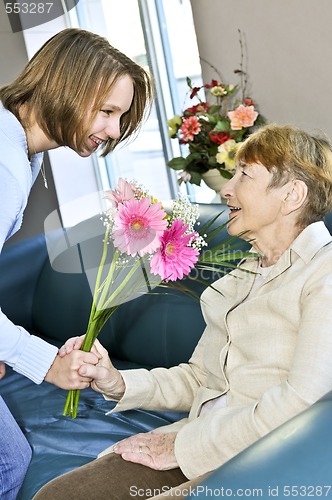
[108,221,332,479]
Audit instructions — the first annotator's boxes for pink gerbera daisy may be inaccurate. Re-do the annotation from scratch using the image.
[112,197,167,257]
[104,178,135,208]
[150,220,199,282]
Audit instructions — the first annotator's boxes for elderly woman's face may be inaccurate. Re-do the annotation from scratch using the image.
[221,162,289,239]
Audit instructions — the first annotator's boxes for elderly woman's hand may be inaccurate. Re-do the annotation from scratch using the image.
[76,339,126,398]
[112,431,178,471]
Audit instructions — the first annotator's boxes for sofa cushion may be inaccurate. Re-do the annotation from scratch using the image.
[1,365,187,499]
[0,234,48,332]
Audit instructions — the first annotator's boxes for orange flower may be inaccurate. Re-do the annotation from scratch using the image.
[227,104,258,131]
[179,116,201,142]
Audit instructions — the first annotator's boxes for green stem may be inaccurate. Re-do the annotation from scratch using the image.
[63,226,119,418]
[86,226,111,325]
[63,239,155,417]
[63,306,118,418]
[95,249,120,312]
[102,257,143,310]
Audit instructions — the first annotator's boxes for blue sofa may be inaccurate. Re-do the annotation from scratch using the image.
[0,204,331,499]
[188,390,332,499]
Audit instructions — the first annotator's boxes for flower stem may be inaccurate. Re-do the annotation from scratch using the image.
[87,225,111,325]
[102,257,143,310]
[63,226,120,418]
[62,307,118,418]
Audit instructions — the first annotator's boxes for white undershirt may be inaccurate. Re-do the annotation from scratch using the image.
[200,262,274,416]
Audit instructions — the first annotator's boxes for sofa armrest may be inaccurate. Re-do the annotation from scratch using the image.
[189,391,332,498]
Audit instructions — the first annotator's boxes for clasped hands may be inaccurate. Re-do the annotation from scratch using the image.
[57,336,179,471]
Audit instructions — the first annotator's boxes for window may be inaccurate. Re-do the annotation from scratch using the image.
[21,0,217,227]
[71,0,216,203]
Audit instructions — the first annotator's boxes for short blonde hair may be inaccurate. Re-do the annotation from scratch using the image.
[236,124,332,227]
[0,28,154,155]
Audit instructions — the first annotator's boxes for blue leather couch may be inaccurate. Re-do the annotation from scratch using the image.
[188,390,332,499]
[0,204,331,499]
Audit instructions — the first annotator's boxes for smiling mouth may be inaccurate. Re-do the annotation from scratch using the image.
[228,206,241,216]
[89,134,105,149]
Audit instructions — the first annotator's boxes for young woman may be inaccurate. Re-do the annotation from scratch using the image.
[0,27,153,499]
[34,124,332,499]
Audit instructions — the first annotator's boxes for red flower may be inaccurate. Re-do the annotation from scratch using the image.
[190,86,202,99]
[209,131,234,145]
[184,102,210,116]
[204,79,221,89]
[244,97,255,106]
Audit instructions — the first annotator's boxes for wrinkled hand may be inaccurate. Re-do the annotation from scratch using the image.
[0,361,6,380]
[44,349,100,390]
[78,339,125,398]
[112,431,178,471]
[59,337,125,398]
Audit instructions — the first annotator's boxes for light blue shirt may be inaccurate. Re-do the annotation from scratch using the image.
[0,102,58,383]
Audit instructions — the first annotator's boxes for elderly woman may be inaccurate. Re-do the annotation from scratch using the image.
[34,124,332,499]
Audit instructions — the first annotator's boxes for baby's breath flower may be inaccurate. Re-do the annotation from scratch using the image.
[169,196,207,250]
[170,195,199,233]
[130,180,150,200]
[102,210,116,238]
[191,233,208,251]
[115,255,137,268]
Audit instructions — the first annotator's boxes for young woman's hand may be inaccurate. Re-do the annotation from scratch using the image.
[58,335,102,359]
[0,361,6,380]
[44,349,100,390]
[58,337,125,398]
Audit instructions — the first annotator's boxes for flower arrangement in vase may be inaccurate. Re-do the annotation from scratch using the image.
[167,35,266,190]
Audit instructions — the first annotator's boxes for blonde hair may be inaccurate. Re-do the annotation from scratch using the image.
[0,28,154,155]
[236,124,332,227]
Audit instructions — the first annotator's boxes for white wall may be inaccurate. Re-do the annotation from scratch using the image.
[0,4,28,84]
[190,0,332,140]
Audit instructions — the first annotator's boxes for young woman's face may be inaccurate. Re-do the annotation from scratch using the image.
[77,74,134,157]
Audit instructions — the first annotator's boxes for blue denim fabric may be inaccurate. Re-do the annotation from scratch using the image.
[0,396,32,499]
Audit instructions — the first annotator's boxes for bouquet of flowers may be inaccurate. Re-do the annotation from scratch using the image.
[167,76,265,186]
[62,178,250,418]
